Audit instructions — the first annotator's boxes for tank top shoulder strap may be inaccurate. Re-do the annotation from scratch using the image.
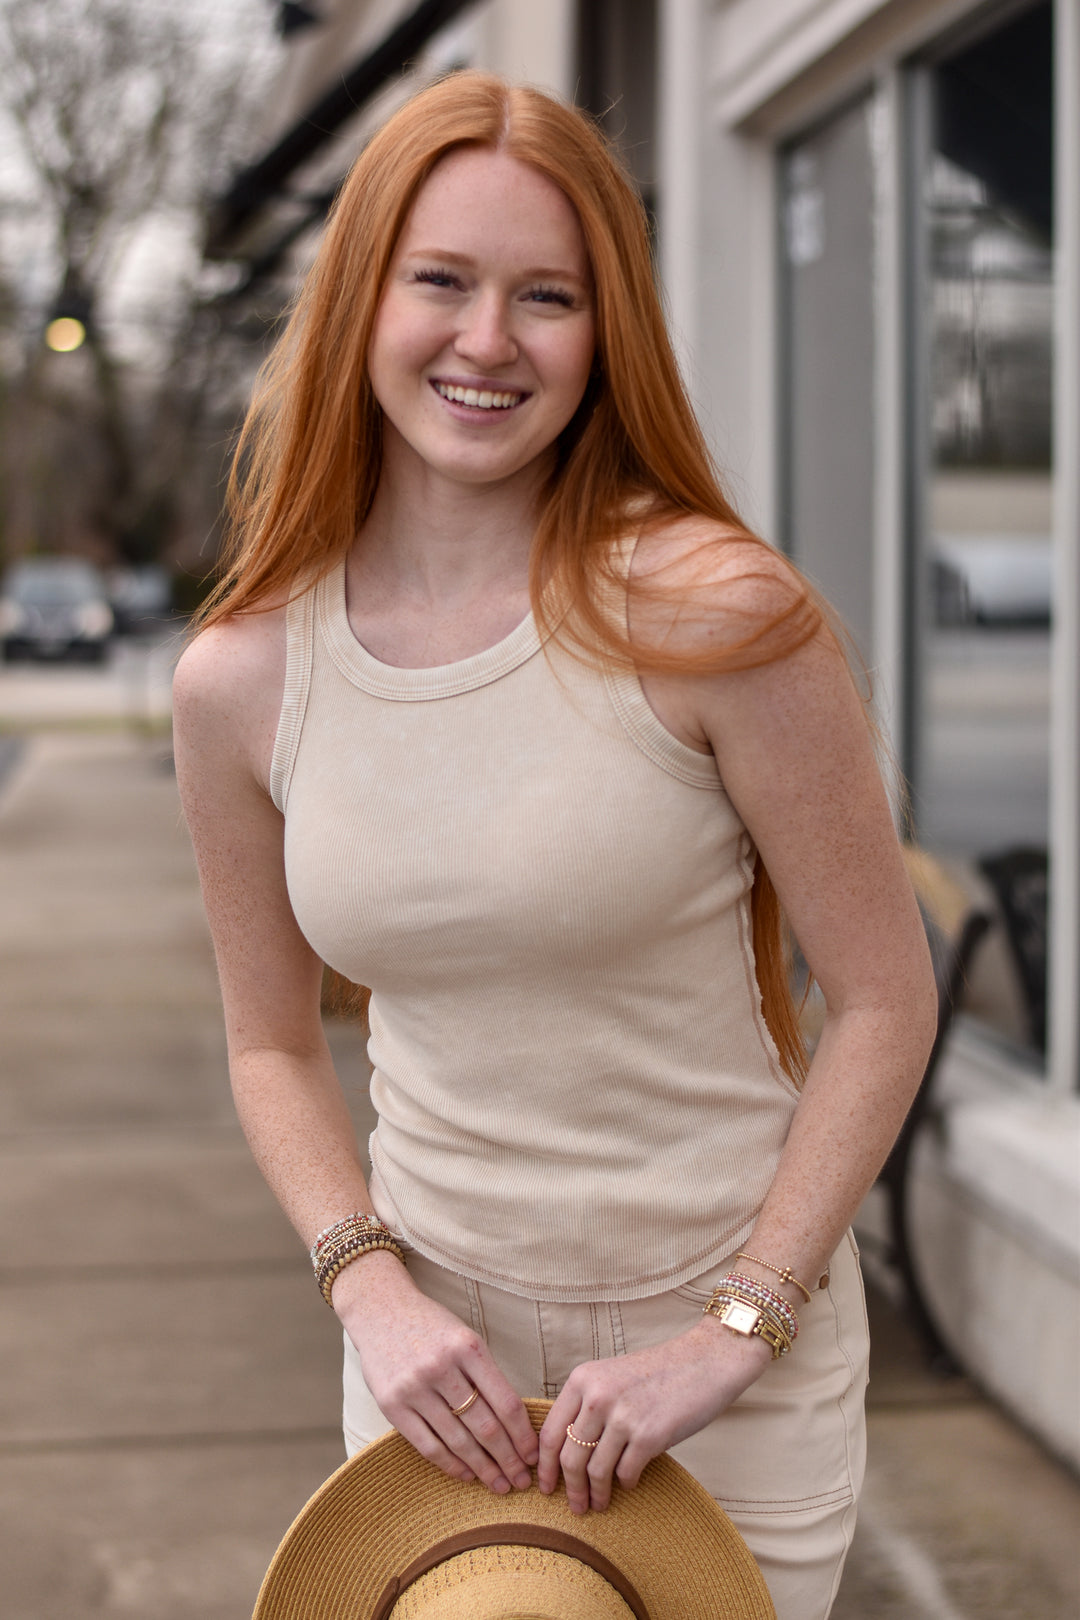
[599,533,720,790]
[269,572,321,813]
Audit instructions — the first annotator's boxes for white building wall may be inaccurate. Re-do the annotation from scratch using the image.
[477,0,576,93]
[713,0,989,128]
[685,127,778,537]
[658,4,779,535]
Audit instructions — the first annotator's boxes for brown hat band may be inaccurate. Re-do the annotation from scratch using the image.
[372,1523,652,1620]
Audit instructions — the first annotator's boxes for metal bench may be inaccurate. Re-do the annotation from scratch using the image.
[976,846,1048,1055]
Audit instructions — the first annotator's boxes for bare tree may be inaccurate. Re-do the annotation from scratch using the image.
[0,0,280,569]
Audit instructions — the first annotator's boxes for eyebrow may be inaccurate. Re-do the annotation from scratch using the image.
[401,248,588,283]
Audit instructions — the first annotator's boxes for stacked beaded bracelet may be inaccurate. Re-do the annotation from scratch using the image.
[703,1272,800,1358]
[311,1212,406,1307]
[310,1211,405,1268]
[309,1212,391,1264]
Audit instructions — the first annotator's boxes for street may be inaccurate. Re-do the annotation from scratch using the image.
[0,630,178,733]
[0,668,1077,1618]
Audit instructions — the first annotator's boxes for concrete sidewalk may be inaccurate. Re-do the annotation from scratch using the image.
[0,732,368,1618]
[1,731,1077,1619]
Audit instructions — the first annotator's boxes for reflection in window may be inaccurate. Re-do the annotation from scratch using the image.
[919,2,1053,1057]
[930,154,1052,476]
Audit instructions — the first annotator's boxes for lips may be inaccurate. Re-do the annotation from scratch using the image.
[432,380,526,410]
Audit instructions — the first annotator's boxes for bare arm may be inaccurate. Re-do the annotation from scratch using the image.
[538,538,938,1510]
[172,613,538,1491]
[694,623,937,1281]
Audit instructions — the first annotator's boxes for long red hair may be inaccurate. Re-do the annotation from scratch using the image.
[202,70,827,1083]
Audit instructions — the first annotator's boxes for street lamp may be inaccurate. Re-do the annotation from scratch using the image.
[45,316,87,352]
[44,281,93,353]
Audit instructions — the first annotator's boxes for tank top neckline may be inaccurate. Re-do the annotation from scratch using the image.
[316,558,543,702]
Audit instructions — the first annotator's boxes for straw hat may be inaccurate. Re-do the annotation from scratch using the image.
[253,1399,776,1619]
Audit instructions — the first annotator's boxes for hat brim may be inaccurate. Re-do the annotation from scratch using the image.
[253,1399,775,1619]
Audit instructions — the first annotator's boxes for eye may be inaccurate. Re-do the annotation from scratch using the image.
[412,267,461,290]
[526,284,575,308]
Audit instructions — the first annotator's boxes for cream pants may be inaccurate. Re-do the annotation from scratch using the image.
[342,1230,869,1620]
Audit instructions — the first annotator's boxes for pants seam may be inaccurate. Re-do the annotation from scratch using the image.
[716,1488,855,1514]
[535,1301,558,1399]
[830,1234,869,1505]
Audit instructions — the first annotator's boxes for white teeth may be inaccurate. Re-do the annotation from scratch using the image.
[434,382,521,409]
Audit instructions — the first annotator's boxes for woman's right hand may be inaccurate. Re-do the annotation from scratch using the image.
[332,1249,539,1493]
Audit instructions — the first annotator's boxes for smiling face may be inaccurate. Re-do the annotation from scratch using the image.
[367,147,596,499]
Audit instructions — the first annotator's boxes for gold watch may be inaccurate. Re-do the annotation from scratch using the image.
[707,1295,790,1358]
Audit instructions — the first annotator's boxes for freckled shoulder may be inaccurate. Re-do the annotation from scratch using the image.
[172,607,288,792]
[627,514,811,658]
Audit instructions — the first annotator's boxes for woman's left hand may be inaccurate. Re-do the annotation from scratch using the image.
[537,1317,772,1513]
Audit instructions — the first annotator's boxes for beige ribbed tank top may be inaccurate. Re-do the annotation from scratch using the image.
[271,558,798,1302]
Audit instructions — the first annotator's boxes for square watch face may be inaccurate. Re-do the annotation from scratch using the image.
[721,1300,760,1334]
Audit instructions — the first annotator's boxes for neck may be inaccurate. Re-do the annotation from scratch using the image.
[355,440,551,605]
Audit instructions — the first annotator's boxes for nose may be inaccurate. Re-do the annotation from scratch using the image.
[454,289,518,369]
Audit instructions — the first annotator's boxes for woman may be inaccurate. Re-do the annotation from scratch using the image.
[174,71,936,1620]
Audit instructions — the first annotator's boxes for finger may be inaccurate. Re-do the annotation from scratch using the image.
[614,1434,657,1494]
[559,1416,605,1515]
[444,1381,482,1419]
[417,1391,526,1495]
[390,1408,478,1484]
[459,1352,540,1469]
[537,1394,579,1493]
[586,1432,630,1513]
[447,1394,534,1492]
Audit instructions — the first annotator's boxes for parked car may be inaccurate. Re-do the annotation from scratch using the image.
[932,535,1052,627]
[0,557,115,663]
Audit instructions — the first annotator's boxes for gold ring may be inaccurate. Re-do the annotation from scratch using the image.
[566,1422,601,1449]
[449,1388,479,1418]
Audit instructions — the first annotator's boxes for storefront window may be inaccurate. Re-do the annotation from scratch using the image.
[917,2,1053,1055]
